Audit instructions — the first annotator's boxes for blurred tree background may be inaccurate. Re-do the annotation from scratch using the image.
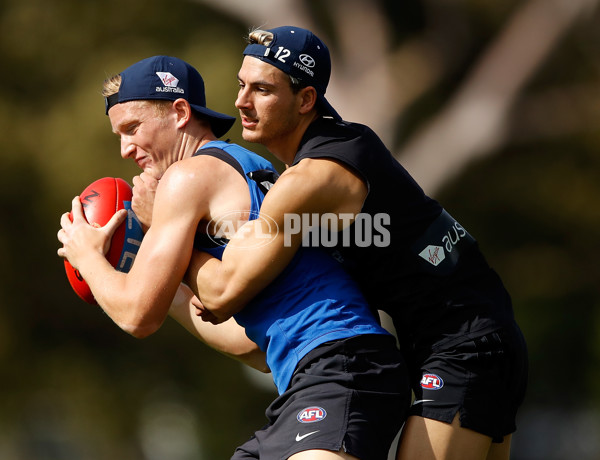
[1,0,599,459]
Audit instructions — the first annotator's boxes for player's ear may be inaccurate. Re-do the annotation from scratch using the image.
[298,86,318,115]
[173,98,192,127]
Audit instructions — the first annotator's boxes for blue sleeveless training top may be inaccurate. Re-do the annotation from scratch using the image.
[194,140,390,394]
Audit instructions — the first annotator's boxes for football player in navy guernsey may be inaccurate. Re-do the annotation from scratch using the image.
[57,55,411,459]
[185,26,528,460]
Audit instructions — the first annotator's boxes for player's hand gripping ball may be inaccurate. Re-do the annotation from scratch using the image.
[64,177,144,304]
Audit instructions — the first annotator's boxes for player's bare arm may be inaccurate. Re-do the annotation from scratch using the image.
[168,284,269,373]
[58,156,242,338]
[58,164,204,336]
[129,165,267,368]
[185,157,367,321]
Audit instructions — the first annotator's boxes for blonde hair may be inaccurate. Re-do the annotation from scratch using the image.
[247,29,274,47]
[101,74,121,98]
[102,73,172,116]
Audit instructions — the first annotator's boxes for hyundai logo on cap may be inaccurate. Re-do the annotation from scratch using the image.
[299,54,316,68]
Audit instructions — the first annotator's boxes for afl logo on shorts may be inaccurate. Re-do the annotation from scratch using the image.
[420,373,444,390]
[297,406,327,423]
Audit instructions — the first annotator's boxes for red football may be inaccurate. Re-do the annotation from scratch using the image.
[64,177,136,304]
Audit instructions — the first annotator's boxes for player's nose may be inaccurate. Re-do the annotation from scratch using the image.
[120,137,135,159]
[235,88,251,110]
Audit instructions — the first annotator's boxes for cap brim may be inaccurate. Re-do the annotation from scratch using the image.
[190,105,236,138]
[318,95,342,121]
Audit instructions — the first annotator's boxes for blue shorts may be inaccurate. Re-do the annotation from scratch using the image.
[232,334,411,459]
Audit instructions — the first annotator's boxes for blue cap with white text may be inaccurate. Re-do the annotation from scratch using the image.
[105,55,235,138]
[243,26,341,121]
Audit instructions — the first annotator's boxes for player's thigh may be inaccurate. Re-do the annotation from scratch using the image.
[486,434,512,460]
[288,448,360,460]
[396,413,493,460]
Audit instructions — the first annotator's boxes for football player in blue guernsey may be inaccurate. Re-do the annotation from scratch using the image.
[184,27,529,460]
[57,55,410,460]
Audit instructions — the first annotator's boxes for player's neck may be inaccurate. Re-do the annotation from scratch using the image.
[268,112,318,166]
[180,127,217,160]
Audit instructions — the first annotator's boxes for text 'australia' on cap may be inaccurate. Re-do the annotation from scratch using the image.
[243,26,341,121]
[105,55,235,138]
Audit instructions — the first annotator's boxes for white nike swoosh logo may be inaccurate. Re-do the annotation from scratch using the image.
[296,431,319,442]
[412,399,435,405]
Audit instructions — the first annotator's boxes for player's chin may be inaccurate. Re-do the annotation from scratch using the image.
[241,128,263,144]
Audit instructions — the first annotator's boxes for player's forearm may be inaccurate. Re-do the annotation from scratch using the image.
[186,221,298,322]
[78,252,168,338]
[183,250,249,322]
[169,284,269,372]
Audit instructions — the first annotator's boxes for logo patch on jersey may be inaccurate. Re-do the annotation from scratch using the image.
[418,245,446,266]
[297,406,327,423]
[420,373,444,390]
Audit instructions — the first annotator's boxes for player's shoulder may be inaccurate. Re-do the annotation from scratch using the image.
[171,152,239,178]
[297,118,381,163]
[159,154,236,198]
[275,157,364,207]
[291,156,348,178]
[308,117,377,141]
[280,157,335,181]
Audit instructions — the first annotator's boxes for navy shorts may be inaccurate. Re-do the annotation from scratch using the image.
[232,334,411,459]
[407,323,528,442]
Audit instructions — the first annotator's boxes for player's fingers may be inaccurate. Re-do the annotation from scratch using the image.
[133,173,149,187]
[56,227,65,245]
[70,196,85,221]
[190,295,204,309]
[99,209,127,255]
[200,309,221,324]
[140,171,159,189]
[58,213,73,245]
[60,211,72,228]
[194,303,205,316]
[103,209,128,235]
[195,304,222,324]
[56,228,69,258]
